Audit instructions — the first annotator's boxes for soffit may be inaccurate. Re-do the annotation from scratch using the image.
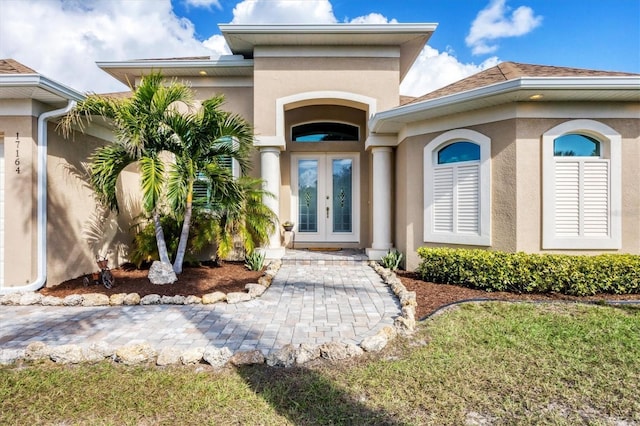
[0,75,84,107]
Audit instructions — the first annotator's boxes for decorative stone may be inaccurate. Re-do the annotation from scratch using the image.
[399,290,417,307]
[41,296,64,306]
[296,343,320,365]
[123,293,141,305]
[19,293,42,305]
[156,347,182,366]
[181,347,205,365]
[245,283,266,297]
[50,344,85,364]
[266,344,297,367]
[226,292,251,304]
[161,295,186,305]
[2,293,23,305]
[344,343,364,358]
[115,343,157,365]
[25,341,50,360]
[183,295,202,304]
[203,347,233,368]
[360,334,389,352]
[148,261,177,285]
[318,342,358,361]
[394,316,416,336]
[82,293,110,306]
[0,348,25,365]
[140,294,161,305]
[63,294,84,306]
[402,305,416,321]
[202,292,226,304]
[109,293,127,305]
[230,350,265,366]
[379,325,397,340]
[83,342,113,362]
[258,276,272,287]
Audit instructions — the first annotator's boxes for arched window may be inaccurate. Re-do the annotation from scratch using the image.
[424,129,491,246]
[542,120,621,249]
[292,122,359,142]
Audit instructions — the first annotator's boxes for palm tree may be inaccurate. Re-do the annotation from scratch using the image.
[59,73,193,266]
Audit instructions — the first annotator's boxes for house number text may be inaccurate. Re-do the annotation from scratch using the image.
[15,132,20,174]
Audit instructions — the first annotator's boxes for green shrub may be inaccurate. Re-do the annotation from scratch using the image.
[379,250,404,271]
[416,247,640,296]
[244,250,265,271]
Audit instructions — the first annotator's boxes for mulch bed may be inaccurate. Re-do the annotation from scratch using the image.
[39,263,639,319]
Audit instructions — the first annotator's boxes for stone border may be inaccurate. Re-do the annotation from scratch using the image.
[0,261,283,308]
[0,261,414,367]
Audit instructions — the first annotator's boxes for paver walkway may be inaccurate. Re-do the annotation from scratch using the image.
[0,250,400,355]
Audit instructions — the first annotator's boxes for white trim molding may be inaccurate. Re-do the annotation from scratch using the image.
[542,119,622,249]
[424,129,491,246]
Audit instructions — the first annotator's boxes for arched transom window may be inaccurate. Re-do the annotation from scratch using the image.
[292,122,359,142]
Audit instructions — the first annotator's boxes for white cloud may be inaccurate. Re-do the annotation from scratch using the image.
[230,0,336,24]
[466,0,542,55]
[400,46,500,97]
[0,0,210,93]
[348,13,398,24]
[184,0,222,8]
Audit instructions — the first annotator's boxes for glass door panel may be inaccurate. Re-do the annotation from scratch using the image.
[332,159,352,233]
[297,159,318,233]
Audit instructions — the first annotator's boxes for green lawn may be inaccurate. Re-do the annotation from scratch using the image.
[1,302,638,425]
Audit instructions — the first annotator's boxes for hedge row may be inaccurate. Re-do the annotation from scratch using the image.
[416,247,640,296]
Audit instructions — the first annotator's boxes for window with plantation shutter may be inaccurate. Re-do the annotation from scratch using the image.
[543,120,621,249]
[424,129,491,246]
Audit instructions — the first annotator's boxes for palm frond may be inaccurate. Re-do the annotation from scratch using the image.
[88,144,135,212]
[139,155,166,213]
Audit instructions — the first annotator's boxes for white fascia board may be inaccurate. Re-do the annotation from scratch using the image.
[96,58,254,70]
[0,74,85,102]
[220,23,438,34]
[371,76,640,133]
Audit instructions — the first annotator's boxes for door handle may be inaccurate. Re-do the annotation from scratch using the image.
[326,206,330,218]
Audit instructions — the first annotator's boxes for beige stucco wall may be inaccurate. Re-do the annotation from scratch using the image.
[396,108,640,271]
[0,115,37,287]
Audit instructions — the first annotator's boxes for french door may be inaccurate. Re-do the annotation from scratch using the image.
[291,153,359,243]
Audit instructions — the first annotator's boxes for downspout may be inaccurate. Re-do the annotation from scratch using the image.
[0,100,76,294]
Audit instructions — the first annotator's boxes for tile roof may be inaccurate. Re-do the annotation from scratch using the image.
[0,58,37,74]
[408,61,639,104]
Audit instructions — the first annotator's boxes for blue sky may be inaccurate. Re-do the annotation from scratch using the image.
[0,0,638,95]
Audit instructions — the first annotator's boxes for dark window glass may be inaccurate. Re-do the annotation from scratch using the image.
[292,122,359,142]
[437,141,480,164]
[554,134,600,157]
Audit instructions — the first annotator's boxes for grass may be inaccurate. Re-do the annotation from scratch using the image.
[1,302,638,425]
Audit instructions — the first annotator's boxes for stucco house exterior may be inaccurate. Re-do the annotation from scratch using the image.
[1,23,638,293]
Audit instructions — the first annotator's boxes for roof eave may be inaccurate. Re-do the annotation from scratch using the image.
[371,76,640,133]
[0,74,85,103]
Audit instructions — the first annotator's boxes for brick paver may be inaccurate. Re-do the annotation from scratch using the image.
[0,251,400,355]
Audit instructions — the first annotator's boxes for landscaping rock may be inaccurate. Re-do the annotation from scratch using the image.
[181,347,205,365]
[2,293,22,305]
[50,344,85,364]
[245,283,266,297]
[0,348,25,365]
[156,347,182,366]
[226,292,251,304]
[402,305,416,321]
[109,293,127,305]
[202,292,226,304]
[19,292,42,305]
[319,342,363,361]
[148,261,177,285]
[161,295,186,305]
[296,343,320,365]
[203,347,233,368]
[140,294,161,305]
[123,293,141,305]
[25,342,50,360]
[230,350,265,366]
[394,316,416,336]
[266,344,297,367]
[115,343,157,365]
[398,290,417,307]
[83,342,113,362]
[183,295,202,304]
[258,276,272,287]
[41,295,64,306]
[82,293,110,306]
[360,334,388,352]
[63,294,84,306]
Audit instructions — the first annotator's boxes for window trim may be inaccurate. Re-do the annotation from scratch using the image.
[542,119,622,249]
[424,129,491,246]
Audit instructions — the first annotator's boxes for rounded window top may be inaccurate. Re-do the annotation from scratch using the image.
[437,141,480,164]
[554,134,601,157]
[292,122,359,142]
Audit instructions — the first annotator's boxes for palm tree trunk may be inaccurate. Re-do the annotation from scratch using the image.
[153,210,171,264]
[173,185,193,274]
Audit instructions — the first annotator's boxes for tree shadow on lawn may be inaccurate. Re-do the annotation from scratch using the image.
[237,364,407,426]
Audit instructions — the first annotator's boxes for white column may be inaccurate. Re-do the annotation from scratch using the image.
[367,146,393,260]
[260,147,285,258]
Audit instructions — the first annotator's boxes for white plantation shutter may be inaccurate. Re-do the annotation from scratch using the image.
[433,167,454,233]
[456,164,480,234]
[553,159,609,238]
